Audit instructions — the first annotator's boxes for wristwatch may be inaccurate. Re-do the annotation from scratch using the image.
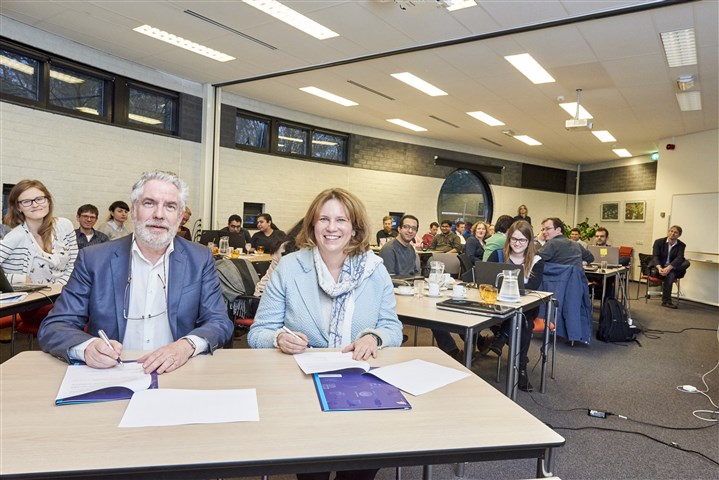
[182,337,197,355]
[366,333,383,348]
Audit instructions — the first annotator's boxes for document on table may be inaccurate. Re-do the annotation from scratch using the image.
[370,359,471,396]
[0,292,28,303]
[293,351,370,374]
[55,362,156,405]
[119,389,259,427]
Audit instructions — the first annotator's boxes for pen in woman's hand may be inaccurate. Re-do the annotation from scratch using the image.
[281,326,310,348]
[98,329,124,366]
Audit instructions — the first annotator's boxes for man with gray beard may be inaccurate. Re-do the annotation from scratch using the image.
[38,171,233,374]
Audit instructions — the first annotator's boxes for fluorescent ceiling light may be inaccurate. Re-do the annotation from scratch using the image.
[660,28,697,67]
[299,87,357,106]
[444,0,478,12]
[0,55,34,75]
[387,118,427,132]
[312,140,337,146]
[242,0,338,40]
[391,72,447,96]
[504,53,555,84]
[278,135,304,143]
[128,113,163,125]
[513,135,541,146]
[75,107,99,115]
[559,102,593,119]
[467,111,504,126]
[49,71,85,84]
[612,148,632,158]
[676,91,702,111]
[592,130,616,143]
[133,25,235,62]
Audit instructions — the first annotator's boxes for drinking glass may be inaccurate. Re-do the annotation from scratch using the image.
[230,248,240,259]
[413,279,425,297]
[256,246,265,255]
[218,236,230,256]
[484,286,499,305]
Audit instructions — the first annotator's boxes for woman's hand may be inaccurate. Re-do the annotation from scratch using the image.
[277,330,310,355]
[342,334,378,361]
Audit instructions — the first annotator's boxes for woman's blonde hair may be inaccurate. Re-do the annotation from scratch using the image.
[471,221,489,241]
[501,220,537,275]
[4,179,55,252]
[296,188,370,257]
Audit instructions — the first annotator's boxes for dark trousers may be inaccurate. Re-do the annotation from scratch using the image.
[659,261,689,302]
[432,329,458,353]
[297,468,379,480]
[498,307,538,371]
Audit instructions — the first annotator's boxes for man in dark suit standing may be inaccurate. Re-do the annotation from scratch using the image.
[651,225,690,309]
[38,171,233,373]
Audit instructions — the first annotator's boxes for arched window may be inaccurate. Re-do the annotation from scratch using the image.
[437,169,493,227]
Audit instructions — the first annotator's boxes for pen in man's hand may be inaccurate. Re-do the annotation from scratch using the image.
[281,326,310,348]
[98,329,124,366]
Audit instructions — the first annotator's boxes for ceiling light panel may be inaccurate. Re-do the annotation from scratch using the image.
[391,72,448,96]
[559,102,593,119]
[676,91,702,111]
[467,111,505,126]
[504,53,555,84]
[444,0,478,12]
[513,135,541,146]
[133,25,235,62]
[387,118,427,132]
[660,28,697,67]
[613,148,632,158]
[242,0,339,40]
[299,87,358,106]
[592,130,616,142]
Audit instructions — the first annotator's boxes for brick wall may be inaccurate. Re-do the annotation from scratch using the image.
[579,162,657,194]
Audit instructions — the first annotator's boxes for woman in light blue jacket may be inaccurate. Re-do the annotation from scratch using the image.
[249,188,402,362]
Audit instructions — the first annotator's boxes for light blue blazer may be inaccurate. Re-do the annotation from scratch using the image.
[248,248,402,349]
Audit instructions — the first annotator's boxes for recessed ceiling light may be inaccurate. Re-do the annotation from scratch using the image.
[513,135,542,146]
[660,28,697,67]
[391,72,447,96]
[444,0,478,12]
[612,148,632,158]
[299,87,358,106]
[592,130,616,143]
[133,25,235,62]
[559,102,593,119]
[676,91,702,111]
[0,55,34,75]
[504,53,555,84]
[467,111,505,126]
[242,0,339,40]
[387,118,427,132]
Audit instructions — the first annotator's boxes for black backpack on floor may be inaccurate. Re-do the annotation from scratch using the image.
[597,298,636,343]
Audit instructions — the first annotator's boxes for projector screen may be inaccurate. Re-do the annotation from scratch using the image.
[670,193,719,258]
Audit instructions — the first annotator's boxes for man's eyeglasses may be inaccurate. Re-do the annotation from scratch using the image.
[401,225,418,232]
[79,214,97,220]
[18,196,48,208]
[510,237,529,244]
[541,226,554,232]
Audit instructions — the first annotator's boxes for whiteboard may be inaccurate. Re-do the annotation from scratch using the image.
[670,193,719,257]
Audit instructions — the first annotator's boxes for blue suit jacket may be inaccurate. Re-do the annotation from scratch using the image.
[541,262,592,344]
[38,235,233,362]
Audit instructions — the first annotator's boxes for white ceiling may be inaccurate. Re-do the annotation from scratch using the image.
[1,0,717,165]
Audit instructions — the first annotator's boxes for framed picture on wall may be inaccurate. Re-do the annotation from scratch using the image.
[600,202,620,221]
[624,201,646,222]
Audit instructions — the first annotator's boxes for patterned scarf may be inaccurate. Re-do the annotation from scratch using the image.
[313,247,382,347]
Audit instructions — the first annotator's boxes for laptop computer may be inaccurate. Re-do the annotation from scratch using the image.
[198,230,220,246]
[472,261,526,293]
[225,232,247,249]
[588,245,620,266]
[0,266,50,293]
[436,298,515,316]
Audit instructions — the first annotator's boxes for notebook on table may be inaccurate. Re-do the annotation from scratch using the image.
[0,266,49,294]
[436,298,515,316]
[312,369,411,412]
[588,246,620,266]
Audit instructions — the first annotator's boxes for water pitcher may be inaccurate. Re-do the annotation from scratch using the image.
[496,269,521,302]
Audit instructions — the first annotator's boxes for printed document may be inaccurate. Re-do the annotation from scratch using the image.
[293,351,370,374]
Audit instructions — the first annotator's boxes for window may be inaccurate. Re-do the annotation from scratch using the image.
[48,64,107,117]
[0,49,40,101]
[236,112,270,150]
[437,169,493,225]
[128,85,177,132]
[243,202,264,229]
[276,123,309,156]
[311,131,348,163]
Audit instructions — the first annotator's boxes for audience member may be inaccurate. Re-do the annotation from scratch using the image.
[538,217,594,267]
[177,206,192,241]
[250,213,285,254]
[650,225,690,309]
[429,220,462,253]
[514,204,532,225]
[254,220,303,297]
[594,227,610,246]
[75,204,109,249]
[534,228,547,249]
[482,215,513,261]
[569,228,588,248]
[375,215,398,246]
[455,221,467,245]
[487,224,495,237]
[465,221,488,264]
[379,214,420,275]
[98,200,132,240]
[221,214,252,244]
[486,220,543,392]
[421,222,438,249]
[38,170,233,374]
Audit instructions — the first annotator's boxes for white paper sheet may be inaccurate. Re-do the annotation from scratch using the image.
[0,292,28,303]
[119,389,259,427]
[293,351,370,374]
[56,362,151,400]
[370,359,471,396]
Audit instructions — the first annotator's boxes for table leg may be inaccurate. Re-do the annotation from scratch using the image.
[422,464,433,480]
[463,327,474,368]
[506,312,520,400]
[11,313,17,357]
[536,447,556,478]
[454,462,465,477]
[539,300,554,394]
[601,275,607,308]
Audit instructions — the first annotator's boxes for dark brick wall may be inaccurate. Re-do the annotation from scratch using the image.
[219,104,238,148]
[178,93,202,143]
[579,162,657,194]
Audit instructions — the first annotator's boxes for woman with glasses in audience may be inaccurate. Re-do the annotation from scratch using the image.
[465,221,489,264]
[249,188,402,480]
[98,200,132,240]
[486,220,543,392]
[0,180,78,330]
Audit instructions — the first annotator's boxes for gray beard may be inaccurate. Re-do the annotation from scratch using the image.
[134,221,177,250]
